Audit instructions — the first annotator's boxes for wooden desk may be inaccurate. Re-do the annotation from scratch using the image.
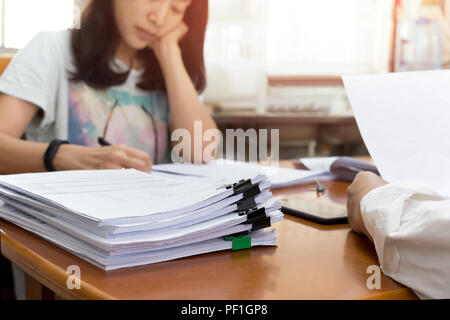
[0,161,418,300]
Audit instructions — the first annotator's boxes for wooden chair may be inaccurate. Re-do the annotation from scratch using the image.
[0,55,13,76]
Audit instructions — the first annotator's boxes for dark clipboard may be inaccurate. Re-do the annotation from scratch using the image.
[280,197,348,226]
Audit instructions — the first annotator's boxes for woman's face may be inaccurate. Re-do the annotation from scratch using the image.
[113,0,192,50]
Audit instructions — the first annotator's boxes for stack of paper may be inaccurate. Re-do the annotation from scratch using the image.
[153,159,333,189]
[0,169,283,270]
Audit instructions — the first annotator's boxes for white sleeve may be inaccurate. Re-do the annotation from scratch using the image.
[0,32,61,129]
[361,181,450,299]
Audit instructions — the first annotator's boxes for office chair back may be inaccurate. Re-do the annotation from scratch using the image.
[0,55,13,76]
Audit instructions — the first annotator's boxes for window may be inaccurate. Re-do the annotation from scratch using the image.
[205,0,395,77]
[203,0,395,108]
[267,0,394,76]
[0,0,77,50]
[204,0,267,107]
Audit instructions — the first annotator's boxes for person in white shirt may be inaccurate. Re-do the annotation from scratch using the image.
[347,171,450,299]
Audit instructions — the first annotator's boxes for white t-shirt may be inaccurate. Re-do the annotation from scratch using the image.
[0,30,172,164]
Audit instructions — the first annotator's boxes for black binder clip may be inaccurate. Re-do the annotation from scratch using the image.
[226,179,253,195]
[240,207,267,224]
[237,197,257,212]
[251,217,271,231]
[242,184,261,198]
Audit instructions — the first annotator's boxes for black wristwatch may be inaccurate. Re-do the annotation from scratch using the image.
[43,139,69,172]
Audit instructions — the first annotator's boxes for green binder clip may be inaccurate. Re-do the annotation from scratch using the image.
[224,235,252,251]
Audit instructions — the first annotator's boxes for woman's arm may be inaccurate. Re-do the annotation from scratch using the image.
[0,94,152,174]
[0,94,49,173]
[348,172,450,299]
[153,23,218,164]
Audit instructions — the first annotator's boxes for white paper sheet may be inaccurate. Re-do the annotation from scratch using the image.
[0,176,271,231]
[153,160,328,189]
[343,70,450,194]
[0,190,278,252]
[0,170,267,224]
[0,168,281,270]
[299,157,338,172]
[0,186,240,236]
[0,202,280,270]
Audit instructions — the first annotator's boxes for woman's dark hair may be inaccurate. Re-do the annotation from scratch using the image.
[70,0,208,93]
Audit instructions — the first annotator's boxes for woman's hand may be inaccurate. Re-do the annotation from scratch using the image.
[53,144,152,173]
[152,22,188,64]
[347,172,387,242]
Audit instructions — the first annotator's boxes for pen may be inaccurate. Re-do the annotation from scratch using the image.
[98,137,111,147]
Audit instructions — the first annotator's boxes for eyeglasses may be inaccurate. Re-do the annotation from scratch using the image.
[99,99,160,165]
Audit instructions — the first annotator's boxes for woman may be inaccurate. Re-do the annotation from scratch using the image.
[0,0,217,174]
